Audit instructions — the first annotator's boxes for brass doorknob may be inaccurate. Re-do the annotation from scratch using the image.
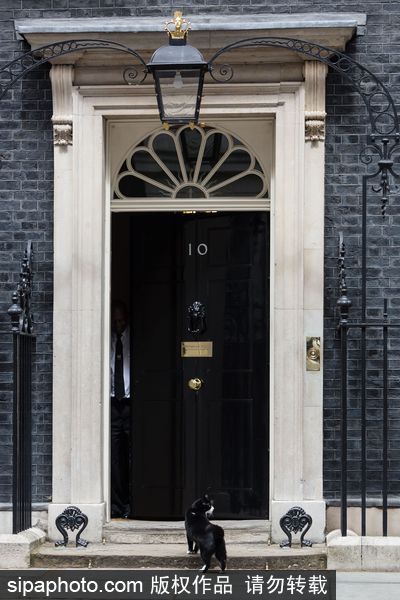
[188,377,203,391]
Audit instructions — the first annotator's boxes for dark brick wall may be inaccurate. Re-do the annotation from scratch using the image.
[0,1,398,505]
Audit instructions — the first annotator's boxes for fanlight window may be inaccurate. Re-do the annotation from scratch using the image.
[114,125,268,199]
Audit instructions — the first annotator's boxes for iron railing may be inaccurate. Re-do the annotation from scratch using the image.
[337,233,400,536]
[8,241,35,534]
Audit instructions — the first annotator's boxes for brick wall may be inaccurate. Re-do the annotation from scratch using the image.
[0,1,398,505]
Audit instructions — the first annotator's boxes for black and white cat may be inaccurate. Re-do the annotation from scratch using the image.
[185,494,227,573]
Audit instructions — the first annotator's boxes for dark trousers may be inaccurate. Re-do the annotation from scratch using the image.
[111,397,130,516]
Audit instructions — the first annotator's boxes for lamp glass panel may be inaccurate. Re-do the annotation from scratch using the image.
[156,69,201,121]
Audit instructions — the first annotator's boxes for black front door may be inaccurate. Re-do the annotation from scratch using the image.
[130,212,269,519]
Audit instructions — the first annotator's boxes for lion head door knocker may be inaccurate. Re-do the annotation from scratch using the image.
[187,301,206,334]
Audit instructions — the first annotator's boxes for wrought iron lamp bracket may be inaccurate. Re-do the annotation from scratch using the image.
[208,36,399,136]
[1,34,398,136]
[0,39,149,102]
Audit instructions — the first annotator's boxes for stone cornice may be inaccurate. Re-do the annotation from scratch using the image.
[15,13,366,36]
[14,13,366,66]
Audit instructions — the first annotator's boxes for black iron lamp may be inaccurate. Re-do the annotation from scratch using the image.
[147,11,209,126]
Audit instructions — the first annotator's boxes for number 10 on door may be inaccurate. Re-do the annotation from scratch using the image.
[188,243,208,256]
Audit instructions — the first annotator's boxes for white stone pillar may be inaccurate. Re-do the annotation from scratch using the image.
[271,64,327,543]
[303,61,327,508]
[47,67,105,541]
[49,65,74,506]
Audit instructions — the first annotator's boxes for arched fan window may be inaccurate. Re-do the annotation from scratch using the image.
[113,125,268,200]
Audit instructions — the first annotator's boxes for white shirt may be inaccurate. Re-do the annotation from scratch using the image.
[110,326,130,398]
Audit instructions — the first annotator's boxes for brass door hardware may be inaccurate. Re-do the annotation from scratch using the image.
[306,337,321,371]
[181,341,213,357]
[188,378,203,391]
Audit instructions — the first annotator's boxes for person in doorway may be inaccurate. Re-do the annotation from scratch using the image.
[110,300,131,518]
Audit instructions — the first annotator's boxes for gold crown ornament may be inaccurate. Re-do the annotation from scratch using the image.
[164,11,191,40]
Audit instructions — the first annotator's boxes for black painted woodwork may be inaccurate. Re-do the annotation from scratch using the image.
[130,212,269,519]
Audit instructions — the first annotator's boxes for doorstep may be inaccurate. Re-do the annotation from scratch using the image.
[30,520,327,570]
[31,542,327,570]
[103,519,271,545]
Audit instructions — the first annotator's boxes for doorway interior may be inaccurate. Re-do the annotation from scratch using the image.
[111,211,270,520]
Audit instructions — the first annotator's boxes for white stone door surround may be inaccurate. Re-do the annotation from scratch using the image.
[46,61,327,543]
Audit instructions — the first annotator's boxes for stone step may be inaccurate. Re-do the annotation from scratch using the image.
[32,543,327,570]
[103,520,271,545]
